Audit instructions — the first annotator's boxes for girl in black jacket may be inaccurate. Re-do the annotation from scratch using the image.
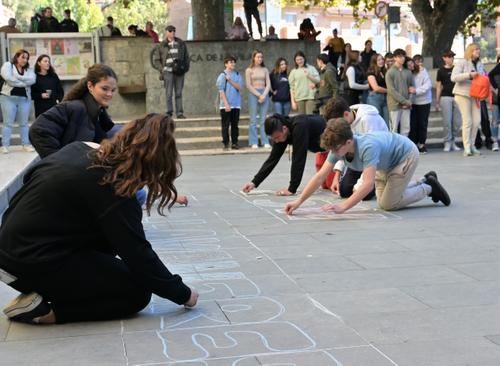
[31,54,64,117]
[1,114,198,324]
[29,63,117,158]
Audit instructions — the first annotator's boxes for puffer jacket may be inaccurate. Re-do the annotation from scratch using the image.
[1,62,36,99]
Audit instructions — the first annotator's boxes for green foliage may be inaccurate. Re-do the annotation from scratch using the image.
[29,0,104,32]
[3,0,168,34]
[459,0,500,37]
[103,0,169,36]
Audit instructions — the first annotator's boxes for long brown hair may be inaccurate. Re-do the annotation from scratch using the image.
[64,63,117,101]
[273,57,288,74]
[34,54,56,75]
[10,49,30,70]
[90,113,181,215]
[248,49,265,68]
[367,53,385,76]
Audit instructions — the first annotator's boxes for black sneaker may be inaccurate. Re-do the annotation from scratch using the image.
[425,176,451,206]
[176,114,186,119]
[231,144,239,150]
[418,145,428,154]
[3,292,51,324]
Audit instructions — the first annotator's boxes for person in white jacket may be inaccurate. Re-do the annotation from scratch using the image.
[0,49,36,153]
[323,97,388,198]
[451,43,485,156]
[409,55,432,153]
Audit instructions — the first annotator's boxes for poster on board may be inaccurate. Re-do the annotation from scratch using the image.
[6,34,95,80]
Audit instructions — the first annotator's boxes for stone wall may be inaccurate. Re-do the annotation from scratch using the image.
[99,38,321,118]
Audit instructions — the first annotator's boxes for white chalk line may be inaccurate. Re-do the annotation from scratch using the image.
[229,190,288,225]
[212,210,400,366]
[131,344,379,366]
[121,320,130,366]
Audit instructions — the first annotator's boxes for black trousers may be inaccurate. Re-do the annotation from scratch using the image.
[343,90,361,107]
[8,251,151,323]
[220,108,240,146]
[475,100,493,148]
[409,103,430,145]
[339,168,376,201]
[331,52,343,68]
[244,6,262,37]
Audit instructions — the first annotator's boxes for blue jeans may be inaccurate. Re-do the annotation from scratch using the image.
[273,100,291,116]
[248,89,270,146]
[0,94,31,147]
[440,96,462,142]
[366,92,389,127]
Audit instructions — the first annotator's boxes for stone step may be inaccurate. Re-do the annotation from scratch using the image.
[0,114,459,154]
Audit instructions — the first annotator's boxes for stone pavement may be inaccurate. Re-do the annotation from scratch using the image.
[1,149,500,365]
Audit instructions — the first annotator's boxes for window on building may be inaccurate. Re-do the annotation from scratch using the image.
[285,13,297,24]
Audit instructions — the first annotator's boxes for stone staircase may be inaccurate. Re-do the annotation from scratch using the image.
[0,110,450,156]
[171,110,449,153]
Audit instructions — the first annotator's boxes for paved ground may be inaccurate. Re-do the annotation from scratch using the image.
[1,149,500,366]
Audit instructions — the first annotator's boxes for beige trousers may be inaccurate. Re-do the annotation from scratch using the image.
[454,94,481,151]
[296,100,316,115]
[375,144,430,211]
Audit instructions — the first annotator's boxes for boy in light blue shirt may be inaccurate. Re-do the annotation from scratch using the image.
[285,118,450,214]
[216,56,243,150]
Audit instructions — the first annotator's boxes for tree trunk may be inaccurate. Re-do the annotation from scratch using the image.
[191,0,225,40]
[411,0,478,67]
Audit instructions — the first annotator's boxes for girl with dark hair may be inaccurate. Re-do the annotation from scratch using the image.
[366,53,389,126]
[0,113,199,324]
[270,57,291,116]
[342,50,368,106]
[29,63,117,158]
[409,54,432,153]
[0,49,36,153]
[31,54,64,117]
[288,50,319,114]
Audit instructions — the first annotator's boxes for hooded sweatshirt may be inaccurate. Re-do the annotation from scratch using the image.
[334,104,388,172]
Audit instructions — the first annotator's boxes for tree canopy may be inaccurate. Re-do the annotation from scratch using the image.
[2,0,168,34]
[281,0,499,65]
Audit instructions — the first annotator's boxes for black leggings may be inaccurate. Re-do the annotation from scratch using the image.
[339,168,375,201]
[9,251,151,323]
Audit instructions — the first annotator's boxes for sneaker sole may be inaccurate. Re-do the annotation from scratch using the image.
[3,293,43,318]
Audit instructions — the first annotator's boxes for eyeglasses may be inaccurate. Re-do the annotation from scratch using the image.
[167,29,176,33]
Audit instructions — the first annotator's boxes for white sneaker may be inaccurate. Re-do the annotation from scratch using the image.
[22,145,35,152]
[492,142,499,151]
[248,36,254,42]
[451,142,461,151]
[264,143,271,148]
[251,144,258,149]
[471,146,481,156]
[1,146,9,154]
[443,141,451,152]
[259,37,266,42]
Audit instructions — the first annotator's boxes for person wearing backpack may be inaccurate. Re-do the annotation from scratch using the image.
[150,25,190,119]
[451,43,485,156]
[216,56,243,150]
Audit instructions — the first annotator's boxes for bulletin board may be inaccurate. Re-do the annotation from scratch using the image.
[5,33,97,80]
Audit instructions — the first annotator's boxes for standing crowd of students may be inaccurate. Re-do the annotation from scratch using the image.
[215,32,499,157]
